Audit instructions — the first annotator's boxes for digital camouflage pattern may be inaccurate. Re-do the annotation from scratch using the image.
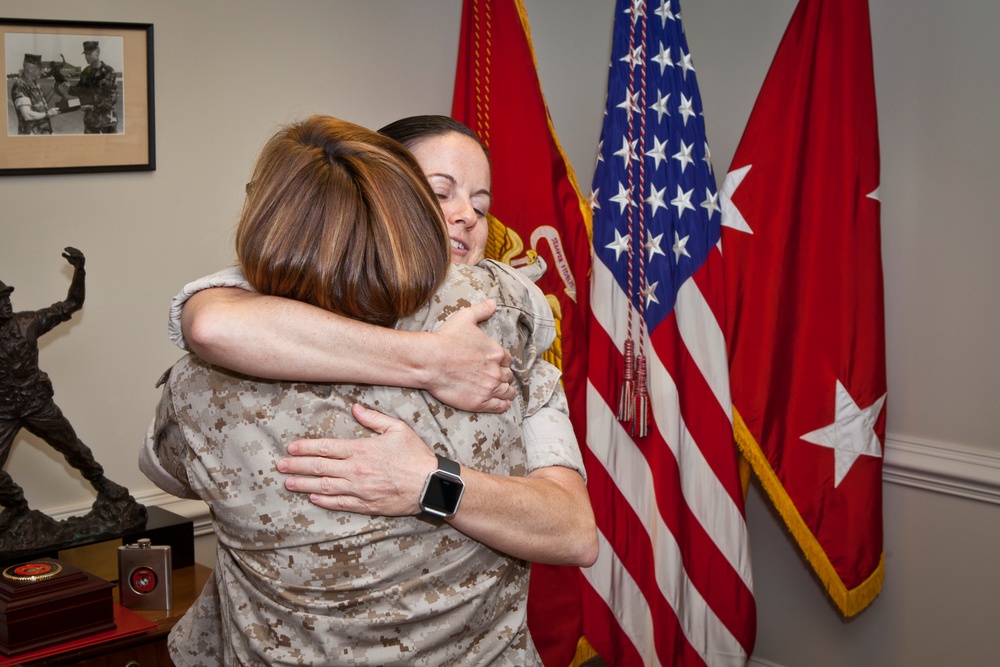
[142,262,566,666]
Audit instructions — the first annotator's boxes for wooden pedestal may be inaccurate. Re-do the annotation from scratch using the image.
[0,559,114,657]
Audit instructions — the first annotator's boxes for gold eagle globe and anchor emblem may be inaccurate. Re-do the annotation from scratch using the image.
[485,214,576,375]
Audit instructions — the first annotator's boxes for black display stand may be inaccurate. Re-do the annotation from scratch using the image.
[0,507,194,572]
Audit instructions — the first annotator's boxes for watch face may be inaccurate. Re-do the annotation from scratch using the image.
[422,472,465,515]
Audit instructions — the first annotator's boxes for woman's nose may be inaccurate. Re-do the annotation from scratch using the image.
[446,199,478,229]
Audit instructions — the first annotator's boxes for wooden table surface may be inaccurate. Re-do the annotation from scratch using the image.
[10,563,212,666]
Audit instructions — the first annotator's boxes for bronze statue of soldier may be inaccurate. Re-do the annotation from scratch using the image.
[0,248,145,550]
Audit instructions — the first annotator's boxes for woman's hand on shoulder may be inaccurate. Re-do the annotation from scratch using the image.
[419,299,515,413]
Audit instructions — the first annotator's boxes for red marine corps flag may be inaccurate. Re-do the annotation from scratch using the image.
[452,1,593,664]
[720,0,887,616]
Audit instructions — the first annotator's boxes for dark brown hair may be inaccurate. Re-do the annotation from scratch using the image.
[236,115,451,327]
[378,115,490,166]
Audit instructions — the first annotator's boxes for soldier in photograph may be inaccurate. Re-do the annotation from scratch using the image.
[58,40,118,134]
[9,53,61,135]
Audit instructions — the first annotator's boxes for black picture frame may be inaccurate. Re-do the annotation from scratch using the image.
[1,18,154,175]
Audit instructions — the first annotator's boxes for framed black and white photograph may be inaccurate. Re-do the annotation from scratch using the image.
[1,18,154,175]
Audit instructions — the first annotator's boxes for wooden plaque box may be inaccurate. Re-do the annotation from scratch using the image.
[0,559,114,657]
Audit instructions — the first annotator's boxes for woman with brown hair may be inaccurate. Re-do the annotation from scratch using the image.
[235,116,450,327]
[141,115,595,666]
[166,115,593,567]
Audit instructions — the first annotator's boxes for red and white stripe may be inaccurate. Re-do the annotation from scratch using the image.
[582,250,756,666]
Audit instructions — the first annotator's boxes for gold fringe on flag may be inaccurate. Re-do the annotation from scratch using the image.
[568,636,600,667]
[732,406,885,616]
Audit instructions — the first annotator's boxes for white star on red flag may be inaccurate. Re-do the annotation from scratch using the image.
[801,381,886,487]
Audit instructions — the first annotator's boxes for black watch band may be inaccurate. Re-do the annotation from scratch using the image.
[436,454,460,477]
[419,454,465,521]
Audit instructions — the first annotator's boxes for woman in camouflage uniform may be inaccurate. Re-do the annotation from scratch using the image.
[142,115,596,666]
[168,116,593,568]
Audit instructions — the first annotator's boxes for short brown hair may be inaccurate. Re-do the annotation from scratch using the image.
[236,115,451,327]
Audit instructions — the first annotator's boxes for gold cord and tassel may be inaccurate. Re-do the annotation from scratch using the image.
[633,354,649,437]
[618,339,635,424]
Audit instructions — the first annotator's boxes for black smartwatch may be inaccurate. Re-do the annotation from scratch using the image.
[419,454,465,520]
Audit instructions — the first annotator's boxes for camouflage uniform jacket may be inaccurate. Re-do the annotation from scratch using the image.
[141,262,565,666]
[69,62,118,130]
[9,75,52,135]
[166,264,587,479]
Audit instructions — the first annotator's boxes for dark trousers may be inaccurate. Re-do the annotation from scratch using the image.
[0,401,106,510]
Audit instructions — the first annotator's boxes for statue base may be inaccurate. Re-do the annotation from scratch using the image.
[1,507,194,581]
[0,490,147,561]
[0,558,115,657]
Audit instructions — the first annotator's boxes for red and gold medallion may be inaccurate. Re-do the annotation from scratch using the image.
[2,561,63,583]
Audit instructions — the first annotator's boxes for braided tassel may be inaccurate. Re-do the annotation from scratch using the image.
[618,339,635,424]
[633,354,649,438]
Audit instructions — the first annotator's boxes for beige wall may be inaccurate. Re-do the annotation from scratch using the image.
[2,1,999,665]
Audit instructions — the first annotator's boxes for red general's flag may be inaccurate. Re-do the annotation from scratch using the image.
[585,0,755,664]
[452,1,593,664]
[720,0,886,616]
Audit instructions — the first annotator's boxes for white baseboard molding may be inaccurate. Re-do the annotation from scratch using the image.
[882,435,1000,505]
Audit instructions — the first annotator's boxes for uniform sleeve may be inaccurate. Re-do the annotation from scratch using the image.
[481,261,587,481]
[483,260,557,353]
[96,65,119,109]
[138,371,199,500]
[168,265,253,350]
[523,401,587,482]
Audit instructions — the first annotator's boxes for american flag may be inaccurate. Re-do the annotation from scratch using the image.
[582,0,756,664]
